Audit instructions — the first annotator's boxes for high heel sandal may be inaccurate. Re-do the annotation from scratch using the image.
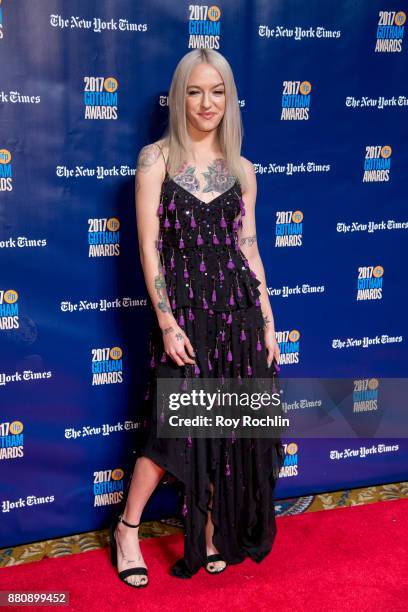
[205,503,227,574]
[109,513,149,588]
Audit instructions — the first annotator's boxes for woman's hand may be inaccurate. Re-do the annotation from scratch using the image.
[264,326,280,368]
[161,323,196,367]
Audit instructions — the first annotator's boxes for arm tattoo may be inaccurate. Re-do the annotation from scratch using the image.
[154,256,172,313]
[263,314,272,328]
[136,143,161,173]
[175,332,183,341]
[163,326,174,335]
[240,234,257,247]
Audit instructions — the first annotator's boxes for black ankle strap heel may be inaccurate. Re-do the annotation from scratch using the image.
[109,513,148,588]
[117,513,141,528]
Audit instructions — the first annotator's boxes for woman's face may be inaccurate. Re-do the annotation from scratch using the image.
[185,62,226,133]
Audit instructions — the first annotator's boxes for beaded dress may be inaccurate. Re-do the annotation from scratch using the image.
[133,150,285,577]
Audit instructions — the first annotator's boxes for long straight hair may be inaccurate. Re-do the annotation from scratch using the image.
[161,49,247,190]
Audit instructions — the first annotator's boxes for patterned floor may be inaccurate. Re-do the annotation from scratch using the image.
[1,481,407,567]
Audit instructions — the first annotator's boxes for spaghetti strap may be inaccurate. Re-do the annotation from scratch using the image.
[156,143,169,176]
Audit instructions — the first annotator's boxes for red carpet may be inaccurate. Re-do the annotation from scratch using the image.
[1,498,407,611]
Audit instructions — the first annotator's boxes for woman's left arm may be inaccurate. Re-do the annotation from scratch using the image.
[237,158,280,367]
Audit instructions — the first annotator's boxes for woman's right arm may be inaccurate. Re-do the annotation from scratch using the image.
[135,143,196,367]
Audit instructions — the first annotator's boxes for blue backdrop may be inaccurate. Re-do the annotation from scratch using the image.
[1,1,407,547]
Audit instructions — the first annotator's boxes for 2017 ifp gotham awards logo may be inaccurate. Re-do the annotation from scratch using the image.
[356,266,384,301]
[0,289,19,330]
[276,329,301,364]
[363,145,392,182]
[275,210,303,247]
[93,467,125,507]
[88,217,120,256]
[83,76,118,119]
[353,379,379,412]
[375,10,406,52]
[0,420,24,460]
[92,346,123,385]
[188,5,221,48]
[0,148,12,191]
[280,442,298,478]
[281,81,311,120]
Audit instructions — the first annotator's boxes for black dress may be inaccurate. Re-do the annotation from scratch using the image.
[133,152,285,577]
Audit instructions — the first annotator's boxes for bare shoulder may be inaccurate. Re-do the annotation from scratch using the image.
[136,139,167,177]
[240,155,257,192]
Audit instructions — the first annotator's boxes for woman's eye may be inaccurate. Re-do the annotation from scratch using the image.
[214,90,225,95]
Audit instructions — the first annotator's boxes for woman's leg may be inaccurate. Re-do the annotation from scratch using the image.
[205,481,226,572]
[115,456,165,586]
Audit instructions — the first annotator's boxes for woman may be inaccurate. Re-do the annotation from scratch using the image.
[109,48,285,588]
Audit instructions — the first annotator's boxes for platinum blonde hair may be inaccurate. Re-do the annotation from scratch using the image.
[161,49,247,190]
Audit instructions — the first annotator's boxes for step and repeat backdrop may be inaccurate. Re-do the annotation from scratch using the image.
[1,1,407,547]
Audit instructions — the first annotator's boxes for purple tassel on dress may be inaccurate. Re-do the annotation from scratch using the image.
[202,292,209,310]
[188,284,194,299]
[179,236,184,249]
[199,257,206,272]
[168,196,176,212]
[171,297,176,310]
[229,289,235,306]
[225,460,231,476]
[227,346,233,362]
[255,297,261,307]
[194,363,200,376]
[207,353,213,371]
[164,215,171,228]
[237,283,243,298]
[212,231,220,245]
[219,268,224,281]
[240,328,246,342]
[247,358,253,376]
[186,436,192,448]
[211,288,216,303]
[175,217,181,230]
[227,255,235,270]
[256,339,262,351]
[232,219,239,231]
[227,313,232,325]
[157,200,164,216]
[188,308,195,321]
[160,352,167,362]
[178,311,185,327]
[220,209,227,229]
[214,345,219,359]
[190,213,197,228]
[225,231,231,246]
[183,263,189,279]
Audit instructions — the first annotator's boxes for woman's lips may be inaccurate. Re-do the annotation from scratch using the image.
[199,113,216,119]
